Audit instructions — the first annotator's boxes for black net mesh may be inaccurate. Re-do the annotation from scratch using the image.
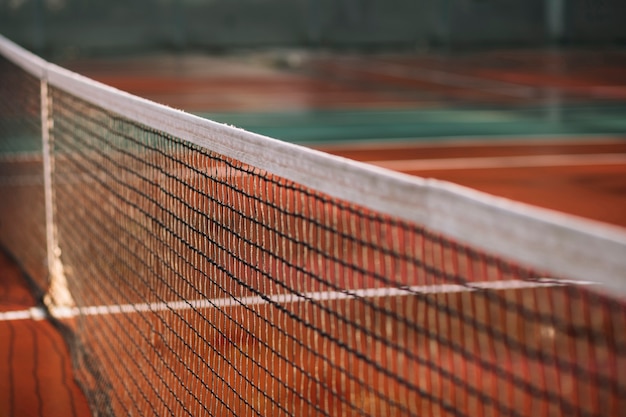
[43,86,626,417]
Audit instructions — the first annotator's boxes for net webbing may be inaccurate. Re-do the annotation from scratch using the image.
[0,56,47,290]
[1,36,626,417]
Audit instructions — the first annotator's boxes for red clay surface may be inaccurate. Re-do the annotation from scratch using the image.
[0,251,91,417]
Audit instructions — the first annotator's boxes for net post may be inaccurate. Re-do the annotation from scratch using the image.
[40,78,75,314]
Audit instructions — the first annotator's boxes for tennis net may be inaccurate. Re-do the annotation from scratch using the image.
[1,35,625,417]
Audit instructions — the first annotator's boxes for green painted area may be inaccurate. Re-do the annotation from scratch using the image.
[2,104,625,156]
[196,103,626,145]
[0,135,42,155]
[0,119,42,155]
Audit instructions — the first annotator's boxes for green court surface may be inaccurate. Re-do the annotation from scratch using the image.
[0,134,41,155]
[2,103,625,156]
[197,103,626,145]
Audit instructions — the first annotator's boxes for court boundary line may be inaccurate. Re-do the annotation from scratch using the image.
[308,134,626,151]
[370,153,626,171]
[0,278,595,322]
[327,56,536,99]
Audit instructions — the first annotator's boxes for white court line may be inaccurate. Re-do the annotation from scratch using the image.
[309,135,626,151]
[335,57,536,99]
[369,153,626,172]
[0,278,595,322]
[0,306,48,322]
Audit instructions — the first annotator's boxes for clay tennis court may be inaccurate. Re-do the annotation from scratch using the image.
[1,48,625,416]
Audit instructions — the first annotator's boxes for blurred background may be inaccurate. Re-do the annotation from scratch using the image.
[1,0,625,57]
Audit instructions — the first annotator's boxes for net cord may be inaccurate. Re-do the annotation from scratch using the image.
[1,34,625,297]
